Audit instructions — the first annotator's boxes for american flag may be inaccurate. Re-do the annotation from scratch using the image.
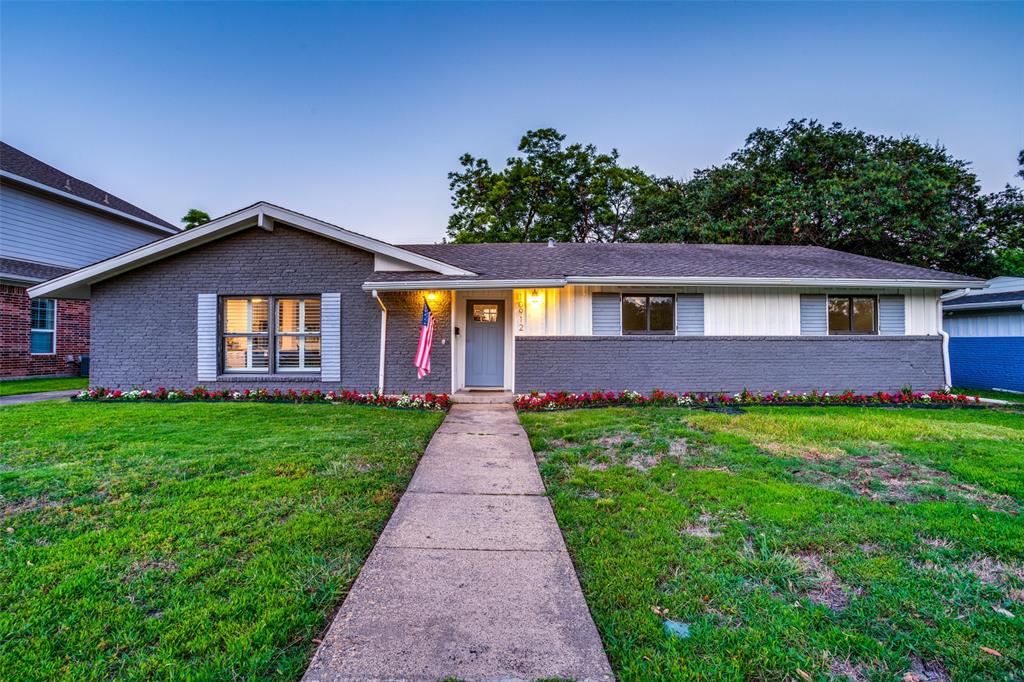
[414,299,435,379]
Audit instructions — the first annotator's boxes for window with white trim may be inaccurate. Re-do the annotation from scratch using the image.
[223,297,270,371]
[30,299,56,354]
[276,298,321,371]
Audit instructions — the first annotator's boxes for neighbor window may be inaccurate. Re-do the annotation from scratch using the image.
[827,295,877,335]
[223,297,270,371]
[622,294,674,334]
[276,298,321,371]
[30,298,56,354]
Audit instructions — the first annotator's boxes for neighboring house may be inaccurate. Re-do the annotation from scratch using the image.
[30,202,981,394]
[943,276,1024,392]
[1,142,177,378]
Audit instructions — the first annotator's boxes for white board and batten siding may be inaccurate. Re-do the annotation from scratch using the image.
[1,185,165,268]
[196,293,343,381]
[525,285,940,337]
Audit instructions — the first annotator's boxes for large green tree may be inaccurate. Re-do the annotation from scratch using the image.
[446,128,652,243]
[633,120,1011,276]
[984,150,1024,275]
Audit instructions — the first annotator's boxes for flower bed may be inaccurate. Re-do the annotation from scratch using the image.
[74,387,451,411]
[514,389,981,411]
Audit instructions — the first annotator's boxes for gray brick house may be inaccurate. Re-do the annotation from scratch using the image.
[30,202,982,395]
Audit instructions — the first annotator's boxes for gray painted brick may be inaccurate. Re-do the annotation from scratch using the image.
[90,224,451,393]
[381,290,452,394]
[514,335,946,393]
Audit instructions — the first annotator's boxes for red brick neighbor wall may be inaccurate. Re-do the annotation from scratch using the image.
[1,284,89,378]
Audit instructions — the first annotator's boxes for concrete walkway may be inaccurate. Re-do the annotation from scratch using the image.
[0,389,78,406]
[303,404,613,682]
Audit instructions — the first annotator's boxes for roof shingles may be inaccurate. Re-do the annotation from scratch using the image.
[365,242,980,284]
[944,290,1024,307]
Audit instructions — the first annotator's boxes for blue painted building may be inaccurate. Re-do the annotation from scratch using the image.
[943,277,1024,392]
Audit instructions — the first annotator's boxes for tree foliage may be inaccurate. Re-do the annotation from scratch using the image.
[181,208,211,230]
[985,150,1024,275]
[444,123,1023,277]
[446,128,652,243]
[632,120,1015,276]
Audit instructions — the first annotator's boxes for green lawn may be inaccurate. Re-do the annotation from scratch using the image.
[0,402,443,681]
[521,406,1024,681]
[0,376,88,396]
[951,386,1024,404]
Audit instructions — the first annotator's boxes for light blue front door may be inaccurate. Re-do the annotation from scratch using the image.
[465,300,504,387]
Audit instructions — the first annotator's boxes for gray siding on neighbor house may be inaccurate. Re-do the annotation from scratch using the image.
[380,290,452,394]
[0,184,166,268]
[944,308,1024,337]
[515,335,945,393]
[89,224,423,392]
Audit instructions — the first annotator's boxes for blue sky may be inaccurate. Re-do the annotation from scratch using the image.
[2,1,1021,243]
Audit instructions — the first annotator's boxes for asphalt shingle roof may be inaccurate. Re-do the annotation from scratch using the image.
[944,290,1024,308]
[0,257,74,283]
[1,142,176,230]
[364,242,981,284]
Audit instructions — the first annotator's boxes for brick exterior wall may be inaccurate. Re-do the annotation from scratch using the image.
[514,335,947,394]
[90,224,450,393]
[381,290,452,394]
[949,337,1024,392]
[1,284,89,378]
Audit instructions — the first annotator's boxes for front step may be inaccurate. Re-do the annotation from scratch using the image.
[451,390,515,404]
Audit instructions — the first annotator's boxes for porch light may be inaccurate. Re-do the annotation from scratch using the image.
[528,289,542,306]
[426,292,438,302]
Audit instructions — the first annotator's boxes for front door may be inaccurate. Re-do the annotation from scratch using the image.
[465,300,504,387]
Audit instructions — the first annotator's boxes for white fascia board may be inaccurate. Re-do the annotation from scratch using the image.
[28,201,475,299]
[1,170,179,235]
[564,276,979,289]
[362,278,566,292]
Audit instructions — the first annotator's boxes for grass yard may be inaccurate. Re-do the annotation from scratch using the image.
[521,406,1024,681]
[0,376,88,396]
[951,386,1024,404]
[0,401,443,681]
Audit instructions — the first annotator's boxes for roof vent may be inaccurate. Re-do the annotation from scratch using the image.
[63,178,72,191]
[102,193,110,205]
[547,237,556,248]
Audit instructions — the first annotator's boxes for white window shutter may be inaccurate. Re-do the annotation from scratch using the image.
[321,293,341,382]
[197,294,218,382]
